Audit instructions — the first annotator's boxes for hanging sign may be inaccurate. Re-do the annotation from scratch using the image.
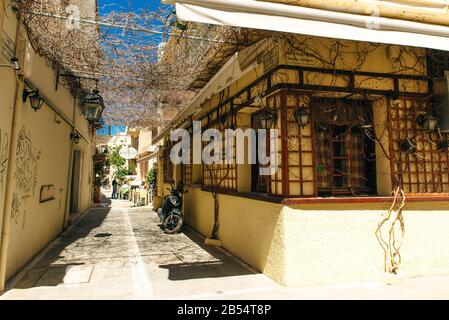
[119,146,138,160]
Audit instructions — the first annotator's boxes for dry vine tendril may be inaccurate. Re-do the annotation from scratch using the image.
[375,186,406,274]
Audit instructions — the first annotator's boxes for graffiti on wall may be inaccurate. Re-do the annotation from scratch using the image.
[0,129,8,192]
[11,127,41,226]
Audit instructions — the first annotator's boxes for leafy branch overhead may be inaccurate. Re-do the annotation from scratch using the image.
[9,0,251,128]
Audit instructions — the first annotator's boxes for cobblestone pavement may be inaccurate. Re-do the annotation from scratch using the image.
[0,199,279,300]
[3,199,449,300]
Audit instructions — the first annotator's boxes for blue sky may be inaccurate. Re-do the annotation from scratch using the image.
[98,0,167,16]
[97,1,172,127]
[98,0,173,49]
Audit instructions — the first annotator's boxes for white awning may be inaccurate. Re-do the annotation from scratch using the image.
[172,0,449,51]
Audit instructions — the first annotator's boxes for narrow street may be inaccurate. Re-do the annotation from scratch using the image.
[0,200,279,300]
[2,199,449,300]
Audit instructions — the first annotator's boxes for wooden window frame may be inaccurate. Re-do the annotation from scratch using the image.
[193,63,442,201]
[163,144,174,184]
[388,97,449,194]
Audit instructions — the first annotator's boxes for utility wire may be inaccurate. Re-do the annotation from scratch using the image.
[22,10,240,45]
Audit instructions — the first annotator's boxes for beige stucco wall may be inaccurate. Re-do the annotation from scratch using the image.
[183,187,284,277]
[0,5,94,283]
[5,103,73,279]
[280,202,449,286]
[183,188,449,286]
[158,25,446,287]
[0,60,16,255]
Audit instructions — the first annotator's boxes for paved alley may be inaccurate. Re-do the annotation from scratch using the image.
[3,199,449,300]
[0,199,279,300]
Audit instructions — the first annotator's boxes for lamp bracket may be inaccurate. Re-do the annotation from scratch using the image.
[56,71,99,91]
[22,89,39,103]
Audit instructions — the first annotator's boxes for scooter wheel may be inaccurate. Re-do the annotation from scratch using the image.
[163,211,183,234]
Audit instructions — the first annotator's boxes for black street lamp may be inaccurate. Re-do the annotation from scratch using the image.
[81,90,105,122]
[294,106,311,128]
[258,109,276,130]
[11,58,20,71]
[416,113,439,132]
[23,89,44,112]
[400,138,417,153]
[70,132,81,144]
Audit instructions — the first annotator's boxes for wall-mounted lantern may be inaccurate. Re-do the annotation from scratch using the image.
[294,106,311,128]
[23,89,44,112]
[70,132,81,144]
[11,58,20,71]
[0,57,20,71]
[437,140,449,151]
[218,113,227,130]
[258,109,276,130]
[81,90,105,122]
[416,113,439,132]
[399,138,417,153]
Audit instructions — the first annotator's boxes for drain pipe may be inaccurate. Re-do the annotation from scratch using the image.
[62,98,77,230]
[0,12,23,291]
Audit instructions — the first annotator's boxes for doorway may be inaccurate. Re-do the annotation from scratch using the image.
[251,111,270,193]
[313,98,377,196]
[70,150,82,213]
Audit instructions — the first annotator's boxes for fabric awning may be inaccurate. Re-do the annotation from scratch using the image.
[172,0,449,51]
[173,38,266,123]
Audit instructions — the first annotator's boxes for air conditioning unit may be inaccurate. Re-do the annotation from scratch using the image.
[16,37,33,78]
[433,76,449,133]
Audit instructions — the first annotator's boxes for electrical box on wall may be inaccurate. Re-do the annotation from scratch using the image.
[433,76,449,133]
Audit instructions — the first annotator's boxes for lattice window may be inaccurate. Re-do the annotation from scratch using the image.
[182,163,192,186]
[202,103,237,191]
[163,143,174,184]
[182,127,193,186]
[251,94,283,195]
[284,93,315,196]
[388,98,449,194]
[312,97,376,196]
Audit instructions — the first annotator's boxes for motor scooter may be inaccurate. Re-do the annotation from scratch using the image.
[157,179,187,234]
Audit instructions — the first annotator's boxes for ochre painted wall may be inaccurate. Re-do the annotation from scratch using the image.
[160,36,445,286]
[184,189,449,286]
[0,6,94,282]
[0,58,16,256]
[5,102,72,280]
[280,202,449,286]
[183,187,285,281]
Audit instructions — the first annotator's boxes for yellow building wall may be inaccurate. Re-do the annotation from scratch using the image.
[0,62,16,256]
[5,101,73,280]
[278,36,426,76]
[0,6,94,282]
[161,37,444,286]
[183,187,284,278]
[184,188,449,286]
[280,202,449,286]
[373,97,393,195]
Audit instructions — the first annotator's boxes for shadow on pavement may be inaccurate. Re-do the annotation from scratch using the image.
[11,202,111,289]
[159,260,253,281]
[158,227,255,281]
